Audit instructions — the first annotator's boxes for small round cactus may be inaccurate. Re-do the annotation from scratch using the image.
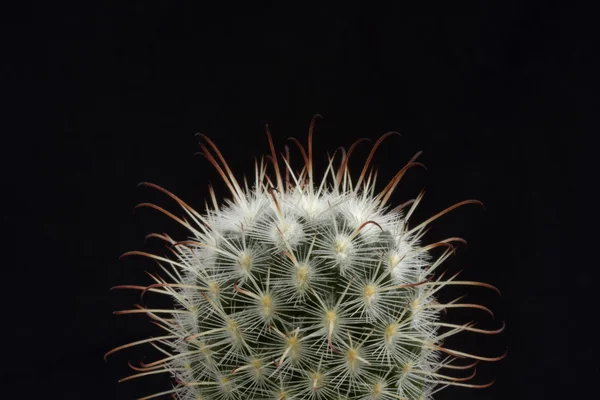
[108,117,505,400]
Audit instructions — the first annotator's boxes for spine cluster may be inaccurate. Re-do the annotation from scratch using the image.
[108,119,505,400]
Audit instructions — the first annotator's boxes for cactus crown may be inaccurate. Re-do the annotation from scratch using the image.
[109,118,505,400]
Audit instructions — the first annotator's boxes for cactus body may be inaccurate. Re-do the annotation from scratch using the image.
[109,119,504,400]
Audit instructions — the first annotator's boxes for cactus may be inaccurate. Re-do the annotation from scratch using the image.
[107,117,505,400]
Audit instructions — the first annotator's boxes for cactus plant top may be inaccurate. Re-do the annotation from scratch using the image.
[107,116,505,400]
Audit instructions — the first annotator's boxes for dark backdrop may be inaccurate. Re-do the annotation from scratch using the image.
[2,2,594,399]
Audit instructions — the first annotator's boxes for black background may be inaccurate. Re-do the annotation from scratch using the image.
[2,1,595,399]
